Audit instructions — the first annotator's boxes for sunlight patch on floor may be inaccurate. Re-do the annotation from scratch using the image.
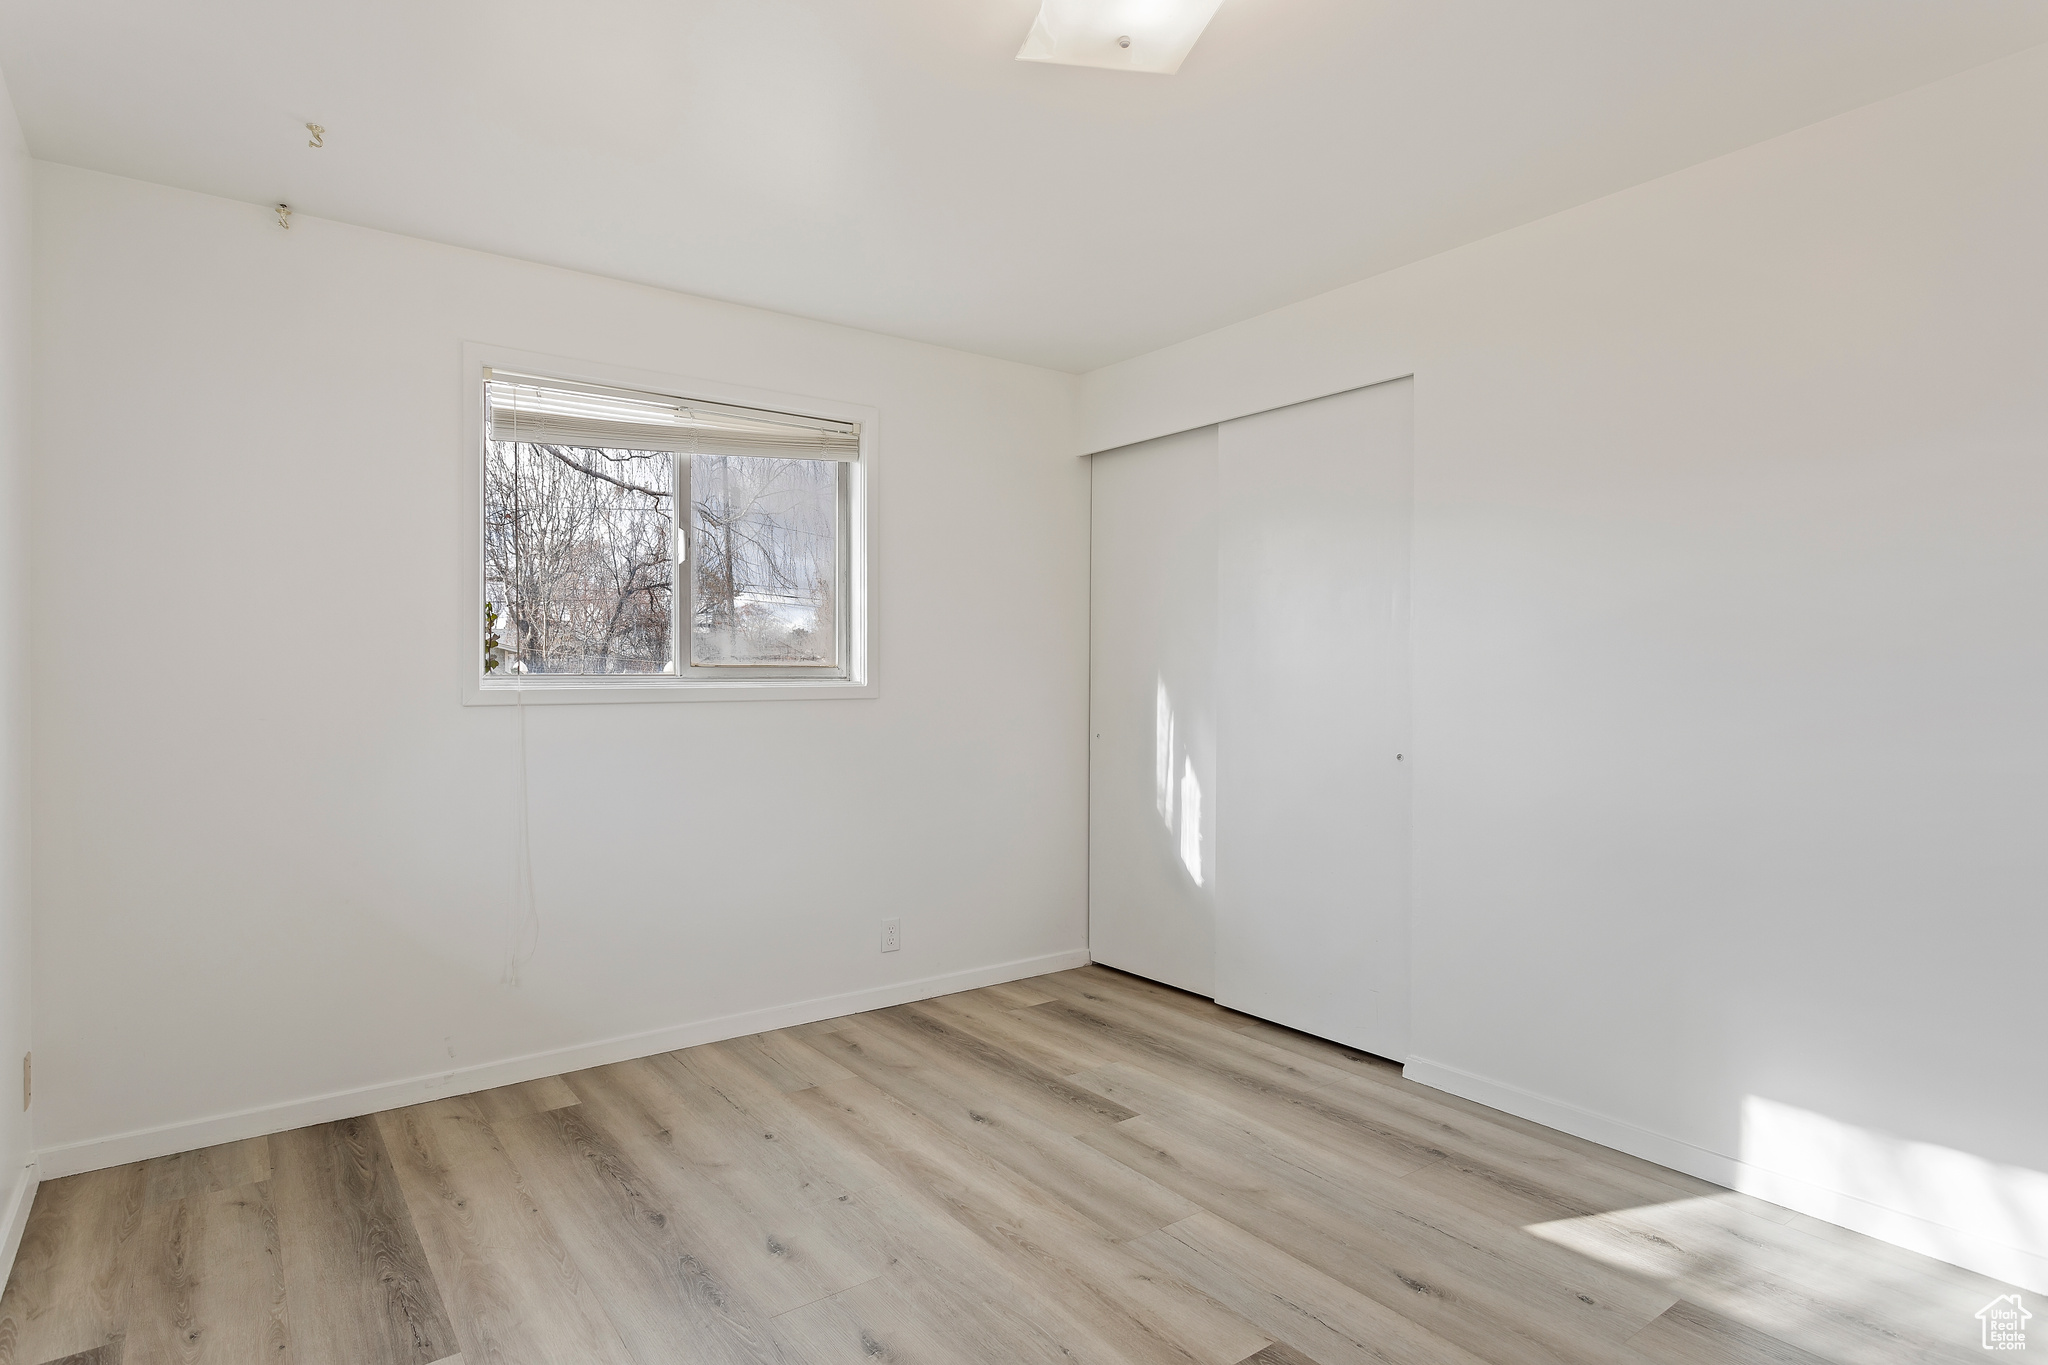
[1526,1191,2014,1362]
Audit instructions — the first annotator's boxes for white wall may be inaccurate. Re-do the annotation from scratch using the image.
[1081,45,2048,1291]
[0,70,34,1271]
[31,164,1088,1173]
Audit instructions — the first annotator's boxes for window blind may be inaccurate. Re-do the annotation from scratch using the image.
[485,370,861,461]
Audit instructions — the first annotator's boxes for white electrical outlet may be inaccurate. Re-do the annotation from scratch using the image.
[880,918,901,953]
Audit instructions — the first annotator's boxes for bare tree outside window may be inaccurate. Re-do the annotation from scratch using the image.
[484,441,674,674]
[478,370,859,687]
[691,454,840,667]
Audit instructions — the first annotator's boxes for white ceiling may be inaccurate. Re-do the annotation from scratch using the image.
[4,1,2045,372]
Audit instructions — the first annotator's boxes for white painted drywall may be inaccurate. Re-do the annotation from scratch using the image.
[1082,45,2048,1290]
[30,164,1088,1173]
[0,69,35,1272]
[1088,426,1219,995]
[1213,382,1412,1061]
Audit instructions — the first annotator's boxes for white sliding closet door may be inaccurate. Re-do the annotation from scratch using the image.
[1088,427,1219,994]
[1214,379,1413,1057]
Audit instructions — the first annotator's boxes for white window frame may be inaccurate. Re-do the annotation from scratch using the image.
[460,343,877,705]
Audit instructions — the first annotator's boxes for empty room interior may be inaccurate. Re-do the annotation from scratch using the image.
[0,1,2041,1361]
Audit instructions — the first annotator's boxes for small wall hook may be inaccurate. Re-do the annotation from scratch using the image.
[275,203,292,230]
[306,123,325,149]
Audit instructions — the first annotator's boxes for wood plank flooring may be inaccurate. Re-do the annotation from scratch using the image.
[0,966,2021,1364]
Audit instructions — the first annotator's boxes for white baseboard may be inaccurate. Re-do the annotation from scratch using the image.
[1403,1056,2048,1295]
[0,1161,36,1290]
[1402,1057,1747,1185]
[35,948,1091,1180]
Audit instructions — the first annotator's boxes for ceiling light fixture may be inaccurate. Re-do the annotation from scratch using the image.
[1016,0,1225,75]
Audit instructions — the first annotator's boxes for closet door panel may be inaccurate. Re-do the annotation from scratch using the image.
[1088,427,1219,995]
[1214,380,1412,1057]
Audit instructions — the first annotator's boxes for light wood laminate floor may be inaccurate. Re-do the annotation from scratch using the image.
[0,966,2020,1364]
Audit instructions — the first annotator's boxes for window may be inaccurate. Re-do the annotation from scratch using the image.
[474,366,867,698]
